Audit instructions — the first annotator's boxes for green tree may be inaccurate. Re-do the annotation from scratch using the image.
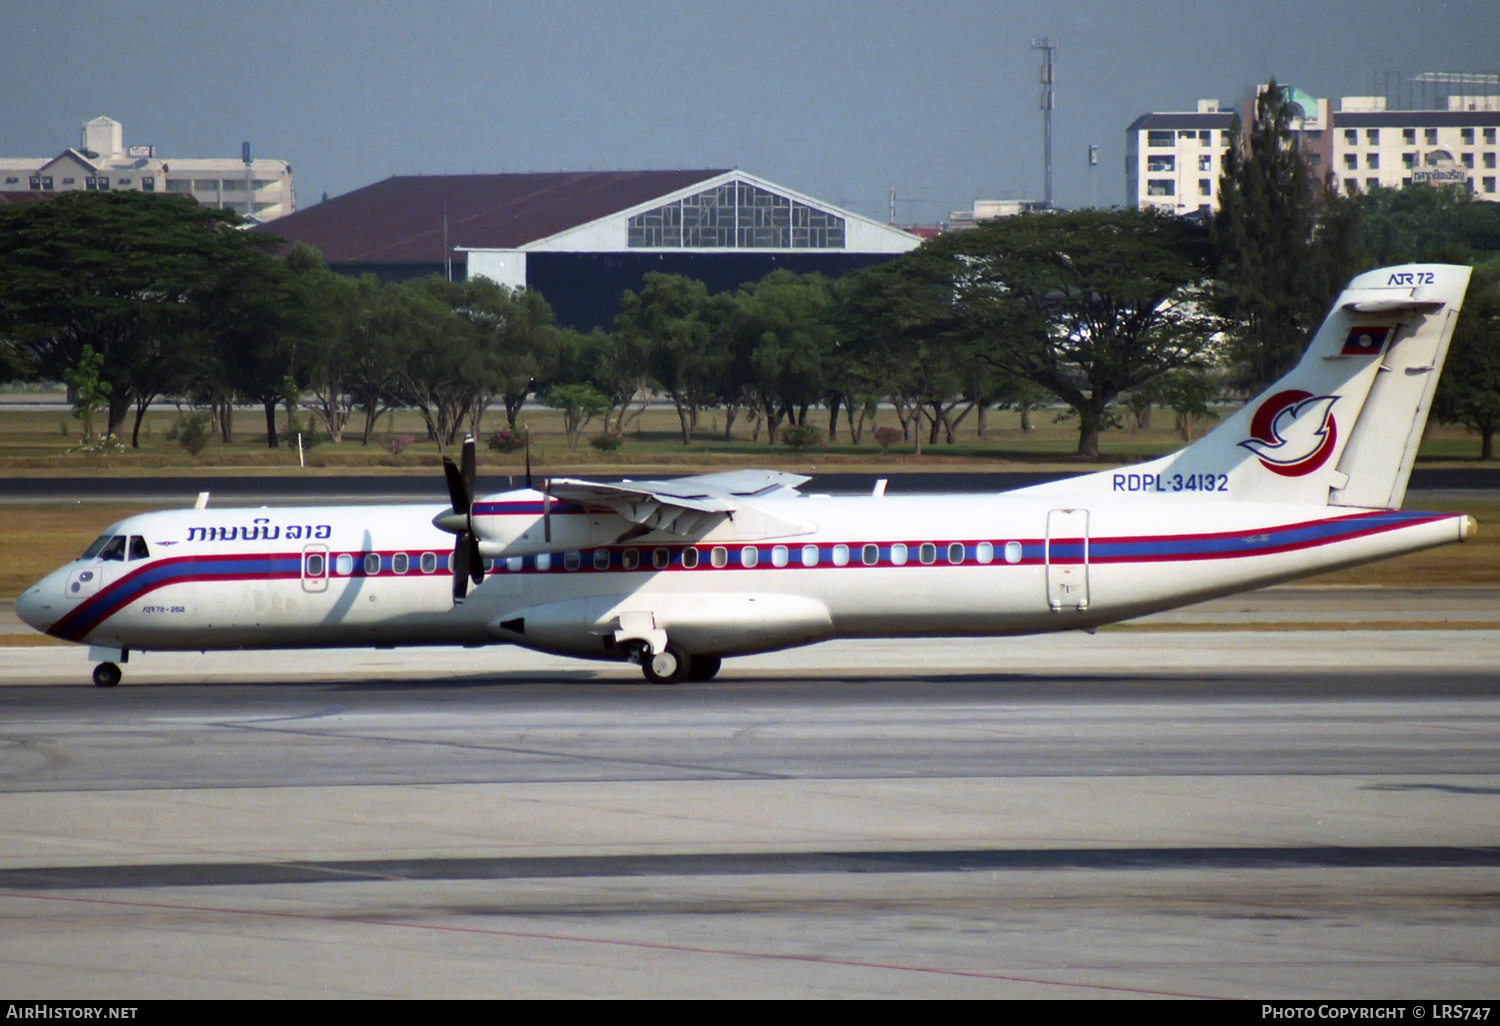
[491,286,559,430]
[615,273,724,444]
[0,191,278,443]
[542,383,611,451]
[833,256,965,455]
[1214,82,1363,391]
[1433,261,1500,459]
[1151,370,1222,441]
[1355,185,1500,265]
[380,277,493,451]
[551,326,649,435]
[925,209,1219,459]
[208,242,325,447]
[724,271,836,446]
[301,263,379,444]
[61,344,110,443]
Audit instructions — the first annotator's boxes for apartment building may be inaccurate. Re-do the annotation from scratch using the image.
[0,116,294,222]
[1128,85,1500,214]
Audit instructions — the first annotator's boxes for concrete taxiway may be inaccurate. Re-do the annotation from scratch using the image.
[1,627,1498,998]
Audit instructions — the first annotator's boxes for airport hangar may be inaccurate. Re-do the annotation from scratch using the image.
[257,168,923,329]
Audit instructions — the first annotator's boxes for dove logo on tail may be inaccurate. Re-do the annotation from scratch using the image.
[1238,390,1340,477]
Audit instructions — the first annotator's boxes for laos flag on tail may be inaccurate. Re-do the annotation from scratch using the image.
[1342,325,1391,356]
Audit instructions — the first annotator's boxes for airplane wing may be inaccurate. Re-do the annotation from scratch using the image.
[545,470,812,539]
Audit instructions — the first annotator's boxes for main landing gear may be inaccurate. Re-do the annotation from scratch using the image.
[633,643,723,685]
[92,662,122,688]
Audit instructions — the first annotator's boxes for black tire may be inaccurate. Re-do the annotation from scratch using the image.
[686,654,722,681]
[641,644,691,685]
[92,663,121,688]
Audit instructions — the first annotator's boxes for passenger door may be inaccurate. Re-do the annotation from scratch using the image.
[1045,508,1089,611]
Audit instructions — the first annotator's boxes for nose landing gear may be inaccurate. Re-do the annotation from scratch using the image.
[87,646,127,688]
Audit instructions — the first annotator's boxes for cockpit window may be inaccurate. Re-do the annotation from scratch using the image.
[129,536,150,561]
[82,534,129,561]
[80,534,114,560]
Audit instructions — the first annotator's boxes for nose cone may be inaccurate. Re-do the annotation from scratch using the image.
[14,578,59,634]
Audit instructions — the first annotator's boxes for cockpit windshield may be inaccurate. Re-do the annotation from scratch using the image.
[80,534,116,560]
[79,525,141,562]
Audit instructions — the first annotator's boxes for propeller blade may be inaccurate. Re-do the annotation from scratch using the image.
[468,532,484,585]
[442,458,471,517]
[452,535,470,603]
[445,436,481,603]
[543,481,552,544]
[461,433,476,496]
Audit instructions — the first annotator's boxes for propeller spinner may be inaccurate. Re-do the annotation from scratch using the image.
[438,435,485,603]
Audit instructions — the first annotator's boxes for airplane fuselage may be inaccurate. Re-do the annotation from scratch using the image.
[13,262,1480,686]
[18,491,1473,663]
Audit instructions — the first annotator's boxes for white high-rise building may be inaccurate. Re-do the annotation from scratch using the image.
[1125,100,1240,216]
[0,116,295,222]
[1127,84,1500,215]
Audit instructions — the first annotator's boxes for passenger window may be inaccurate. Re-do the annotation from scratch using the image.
[622,549,639,570]
[801,545,819,567]
[364,553,381,575]
[392,552,409,574]
[681,547,698,569]
[861,544,879,566]
[741,546,758,568]
[305,553,326,577]
[1004,541,1023,564]
[832,544,848,566]
[593,549,611,570]
[506,556,523,572]
[710,546,728,568]
[653,548,670,569]
[99,535,127,561]
[919,543,936,565]
[948,543,965,564]
[335,553,354,576]
[420,552,437,574]
[129,536,150,561]
[772,545,788,567]
[564,551,581,571]
[976,542,994,564]
[535,552,552,571]
[889,543,907,566]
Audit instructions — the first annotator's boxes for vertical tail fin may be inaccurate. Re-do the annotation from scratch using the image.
[1027,263,1472,509]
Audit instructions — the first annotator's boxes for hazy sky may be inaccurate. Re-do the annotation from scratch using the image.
[4,1,1497,223]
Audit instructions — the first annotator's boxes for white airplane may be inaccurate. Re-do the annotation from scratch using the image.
[14,263,1479,687]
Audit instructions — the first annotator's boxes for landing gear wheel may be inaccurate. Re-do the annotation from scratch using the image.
[92,662,122,689]
[641,644,692,685]
[686,654,722,682]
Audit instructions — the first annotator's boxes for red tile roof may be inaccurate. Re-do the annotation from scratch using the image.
[257,170,731,263]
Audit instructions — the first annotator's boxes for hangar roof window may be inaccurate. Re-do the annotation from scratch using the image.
[628,181,845,249]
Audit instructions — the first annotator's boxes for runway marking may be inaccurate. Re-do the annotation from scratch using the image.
[0,890,1222,999]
